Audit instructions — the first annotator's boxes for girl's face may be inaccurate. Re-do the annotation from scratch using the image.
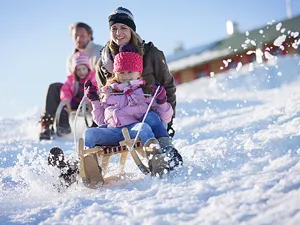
[115,71,140,83]
[75,64,89,79]
[110,23,131,46]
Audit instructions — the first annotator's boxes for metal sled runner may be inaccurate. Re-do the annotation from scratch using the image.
[55,99,93,136]
[77,127,150,188]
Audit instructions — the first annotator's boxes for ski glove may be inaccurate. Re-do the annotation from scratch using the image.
[85,80,99,101]
[152,85,167,104]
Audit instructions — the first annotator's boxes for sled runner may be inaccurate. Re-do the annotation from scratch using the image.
[54,99,93,137]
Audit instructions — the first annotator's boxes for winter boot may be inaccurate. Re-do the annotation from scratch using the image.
[158,137,183,171]
[39,114,54,141]
[48,147,66,168]
[144,138,169,177]
[48,147,79,188]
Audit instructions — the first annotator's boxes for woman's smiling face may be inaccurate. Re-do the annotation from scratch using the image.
[110,23,132,46]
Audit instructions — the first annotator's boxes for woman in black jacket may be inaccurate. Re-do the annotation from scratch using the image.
[95,7,177,137]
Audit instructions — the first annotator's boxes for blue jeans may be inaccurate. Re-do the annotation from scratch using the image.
[84,111,169,148]
[143,111,169,138]
[84,122,157,147]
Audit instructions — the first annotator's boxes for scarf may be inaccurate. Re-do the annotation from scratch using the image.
[101,78,146,106]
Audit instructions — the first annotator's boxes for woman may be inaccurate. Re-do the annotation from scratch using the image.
[96,7,177,136]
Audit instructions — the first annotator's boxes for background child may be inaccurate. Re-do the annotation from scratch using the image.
[39,51,97,140]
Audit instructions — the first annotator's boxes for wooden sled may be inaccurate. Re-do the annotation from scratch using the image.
[77,127,150,188]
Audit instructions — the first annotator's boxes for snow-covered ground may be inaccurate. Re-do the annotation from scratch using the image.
[1,55,300,224]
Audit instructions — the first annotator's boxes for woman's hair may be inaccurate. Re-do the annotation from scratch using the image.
[106,76,119,85]
[109,29,144,56]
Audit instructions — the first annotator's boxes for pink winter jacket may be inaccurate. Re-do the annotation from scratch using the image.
[91,87,173,127]
[60,71,97,101]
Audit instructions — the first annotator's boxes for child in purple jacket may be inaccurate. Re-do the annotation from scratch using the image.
[84,44,182,176]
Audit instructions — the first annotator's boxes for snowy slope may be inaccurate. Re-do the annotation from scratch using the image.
[1,55,300,225]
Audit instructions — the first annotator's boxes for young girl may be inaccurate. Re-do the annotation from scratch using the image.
[84,44,181,177]
[39,51,97,140]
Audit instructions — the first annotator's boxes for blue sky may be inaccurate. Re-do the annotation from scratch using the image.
[1,0,300,118]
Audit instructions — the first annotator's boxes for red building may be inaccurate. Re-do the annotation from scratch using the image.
[167,15,300,85]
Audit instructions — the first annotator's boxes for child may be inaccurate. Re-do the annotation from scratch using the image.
[39,51,97,140]
[84,44,182,178]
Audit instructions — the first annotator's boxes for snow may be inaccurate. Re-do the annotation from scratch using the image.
[1,54,300,224]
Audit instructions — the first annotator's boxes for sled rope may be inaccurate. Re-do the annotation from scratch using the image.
[128,85,161,152]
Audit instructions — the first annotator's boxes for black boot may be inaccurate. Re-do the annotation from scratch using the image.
[39,114,54,141]
[158,137,183,171]
[163,146,183,170]
[48,147,79,188]
[48,147,67,168]
[144,138,168,177]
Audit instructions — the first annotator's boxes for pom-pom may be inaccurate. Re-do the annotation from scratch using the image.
[119,44,136,53]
